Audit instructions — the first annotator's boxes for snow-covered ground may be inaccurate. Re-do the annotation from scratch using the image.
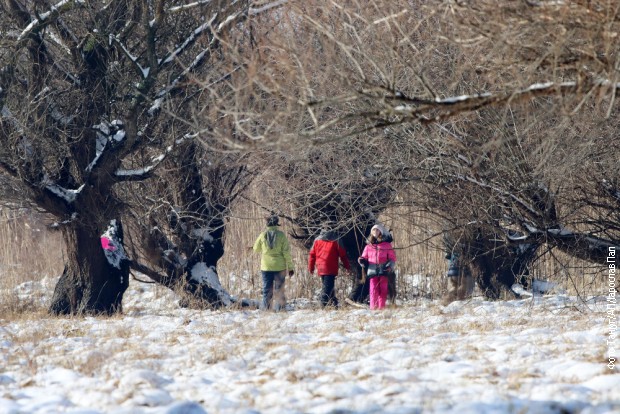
[1,277,619,414]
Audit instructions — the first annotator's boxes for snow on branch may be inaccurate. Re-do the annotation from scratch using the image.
[159,16,217,67]
[114,134,194,181]
[86,120,125,173]
[165,0,287,16]
[149,49,210,115]
[389,81,579,119]
[150,1,264,115]
[17,0,85,42]
[42,174,84,203]
[249,0,288,15]
[304,79,620,135]
[49,212,78,229]
[167,0,213,13]
[114,155,163,180]
[505,231,530,242]
[109,35,150,79]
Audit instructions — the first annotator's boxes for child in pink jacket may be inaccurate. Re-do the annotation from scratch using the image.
[358,224,396,310]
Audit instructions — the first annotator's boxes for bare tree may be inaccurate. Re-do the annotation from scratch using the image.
[0,0,277,314]
[237,0,620,297]
[251,139,400,302]
[126,145,253,309]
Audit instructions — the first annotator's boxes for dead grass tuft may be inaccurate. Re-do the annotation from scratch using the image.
[0,209,63,320]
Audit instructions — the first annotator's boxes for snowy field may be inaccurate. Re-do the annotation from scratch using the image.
[1,277,619,414]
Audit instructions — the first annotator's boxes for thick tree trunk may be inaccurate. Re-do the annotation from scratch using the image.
[342,225,373,304]
[177,225,230,309]
[50,220,129,315]
[136,142,240,309]
[446,228,539,300]
[471,242,538,299]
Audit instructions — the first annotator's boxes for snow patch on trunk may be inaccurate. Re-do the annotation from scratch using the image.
[100,220,128,273]
[191,227,214,243]
[190,262,232,306]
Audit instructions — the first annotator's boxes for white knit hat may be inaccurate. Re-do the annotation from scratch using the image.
[371,223,388,236]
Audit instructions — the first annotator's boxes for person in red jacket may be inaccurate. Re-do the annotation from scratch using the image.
[308,226,351,308]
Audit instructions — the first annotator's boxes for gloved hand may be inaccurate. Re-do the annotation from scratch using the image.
[358,257,368,267]
[288,270,294,277]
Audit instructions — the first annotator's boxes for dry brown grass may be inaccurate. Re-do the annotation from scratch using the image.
[217,194,449,303]
[218,194,605,305]
[0,209,63,318]
[0,196,608,323]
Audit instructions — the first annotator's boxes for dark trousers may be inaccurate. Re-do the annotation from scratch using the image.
[348,271,370,303]
[320,275,338,308]
[261,270,286,311]
[387,271,397,302]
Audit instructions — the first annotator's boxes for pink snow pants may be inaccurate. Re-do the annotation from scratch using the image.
[369,275,389,310]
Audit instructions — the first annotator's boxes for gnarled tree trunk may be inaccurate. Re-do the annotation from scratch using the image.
[450,228,539,300]
[130,143,251,309]
[50,219,129,315]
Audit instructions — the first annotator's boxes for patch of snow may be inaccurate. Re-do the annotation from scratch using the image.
[115,153,167,178]
[0,279,618,414]
[527,82,554,91]
[404,273,432,296]
[42,175,84,203]
[100,219,128,271]
[161,18,215,65]
[112,130,125,142]
[533,279,561,294]
[115,166,154,177]
[435,92,492,104]
[49,212,78,229]
[547,227,574,236]
[249,0,288,15]
[190,262,232,306]
[190,228,214,242]
[216,13,239,32]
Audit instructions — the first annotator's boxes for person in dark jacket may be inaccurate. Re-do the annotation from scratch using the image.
[308,226,351,308]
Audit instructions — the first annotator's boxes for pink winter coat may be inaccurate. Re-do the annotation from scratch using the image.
[360,241,396,265]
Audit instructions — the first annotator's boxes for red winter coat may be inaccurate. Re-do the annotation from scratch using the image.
[308,232,351,276]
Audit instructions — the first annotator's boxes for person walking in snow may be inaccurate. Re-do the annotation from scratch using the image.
[308,224,352,308]
[253,215,295,311]
[358,224,396,310]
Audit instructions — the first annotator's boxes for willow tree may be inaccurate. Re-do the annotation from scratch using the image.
[239,0,620,299]
[0,0,278,314]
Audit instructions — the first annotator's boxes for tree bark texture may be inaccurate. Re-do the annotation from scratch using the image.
[50,220,129,315]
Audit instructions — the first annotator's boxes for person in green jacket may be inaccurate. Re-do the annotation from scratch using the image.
[253,215,295,311]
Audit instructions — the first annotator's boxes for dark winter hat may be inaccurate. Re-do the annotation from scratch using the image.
[266,215,280,227]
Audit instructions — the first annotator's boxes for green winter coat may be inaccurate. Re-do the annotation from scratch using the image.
[253,226,294,272]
